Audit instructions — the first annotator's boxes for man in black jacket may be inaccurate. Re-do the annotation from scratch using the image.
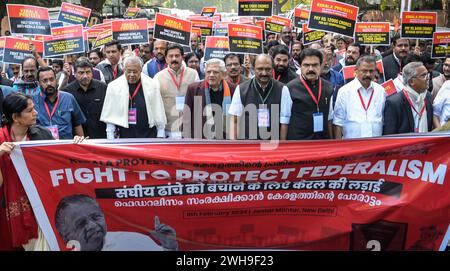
[383,62,433,135]
[382,36,410,81]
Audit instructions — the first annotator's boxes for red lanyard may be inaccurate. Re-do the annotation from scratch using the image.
[129,82,142,101]
[357,88,375,113]
[403,89,426,119]
[157,62,167,72]
[169,68,184,90]
[42,94,60,121]
[112,65,118,79]
[10,128,29,142]
[272,70,281,81]
[300,76,322,112]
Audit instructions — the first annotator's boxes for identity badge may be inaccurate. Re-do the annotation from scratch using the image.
[258,108,270,128]
[176,96,185,111]
[128,108,137,125]
[313,112,324,132]
[47,125,60,140]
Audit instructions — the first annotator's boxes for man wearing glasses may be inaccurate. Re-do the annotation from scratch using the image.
[383,62,434,134]
[224,54,249,86]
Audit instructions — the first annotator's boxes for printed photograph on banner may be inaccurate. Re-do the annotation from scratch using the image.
[10,137,450,251]
[57,2,92,27]
[43,25,85,58]
[2,37,43,64]
[153,13,192,46]
[431,32,450,59]
[112,19,149,46]
[307,0,358,38]
[401,11,437,40]
[204,36,230,61]
[238,0,273,17]
[7,4,52,36]
[228,23,263,55]
[355,22,390,46]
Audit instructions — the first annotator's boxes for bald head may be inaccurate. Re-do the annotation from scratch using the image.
[254,54,273,87]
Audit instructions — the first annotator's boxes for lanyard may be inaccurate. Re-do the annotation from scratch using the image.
[403,90,426,130]
[357,87,375,113]
[300,76,322,112]
[42,93,60,123]
[169,68,184,90]
[112,65,118,80]
[272,70,281,81]
[10,128,29,142]
[129,82,142,102]
[253,79,273,104]
[157,62,167,72]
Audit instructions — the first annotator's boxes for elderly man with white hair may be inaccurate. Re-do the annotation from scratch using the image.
[182,58,237,139]
[383,61,433,135]
[100,55,167,139]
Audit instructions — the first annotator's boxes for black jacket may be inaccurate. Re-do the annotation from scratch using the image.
[29,125,54,140]
[383,91,433,135]
[382,54,401,81]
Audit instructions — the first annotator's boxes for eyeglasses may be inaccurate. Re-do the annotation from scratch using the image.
[414,73,430,80]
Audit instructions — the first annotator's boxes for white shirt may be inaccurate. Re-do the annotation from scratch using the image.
[433,80,450,125]
[102,232,163,251]
[393,74,405,93]
[333,78,386,138]
[228,83,292,124]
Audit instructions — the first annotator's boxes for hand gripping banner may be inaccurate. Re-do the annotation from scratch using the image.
[10,135,450,251]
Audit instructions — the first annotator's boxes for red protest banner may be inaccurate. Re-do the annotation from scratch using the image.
[58,2,91,27]
[343,65,356,81]
[432,32,450,59]
[148,20,155,32]
[355,22,390,46]
[238,0,273,17]
[264,15,291,34]
[308,0,358,38]
[294,8,310,28]
[204,36,230,61]
[154,13,192,46]
[228,23,263,55]
[192,27,202,38]
[381,79,397,96]
[44,25,85,58]
[112,19,149,46]
[2,37,43,64]
[302,23,326,45]
[213,22,229,36]
[401,11,437,40]
[201,7,217,17]
[190,19,214,37]
[11,136,450,251]
[7,4,51,36]
[0,37,4,62]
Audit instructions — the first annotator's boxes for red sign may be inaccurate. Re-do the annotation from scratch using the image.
[58,2,91,26]
[201,7,217,17]
[308,0,358,38]
[92,29,112,49]
[43,25,85,58]
[343,65,356,80]
[125,7,140,18]
[204,36,230,61]
[228,23,263,55]
[2,37,43,64]
[381,79,397,96]
[294,8,310,28]
[11,136,450,251]
[190,19,214,37]
[355,22,390,46]
[401,11,437,39]
[302,23,326,45]
[432,32,450,59]
[0,37,5,62]
[112,19,149,45]
[7,4,51,36]
[154,13,192,46]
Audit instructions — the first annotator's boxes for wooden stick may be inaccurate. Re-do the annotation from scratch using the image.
[2,63,6,74]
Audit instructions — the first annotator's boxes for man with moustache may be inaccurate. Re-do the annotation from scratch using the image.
[280,26,293,53]
[271,45,298,84]
[320,48,344,110]
[97,40,124,84]
[289,41,303,73]
[63,57,107,139]
[383,62,434,134]
[13,57,41,96]
[281,48,334,140]
[382,36,410,81]
[332,43,364,78]
[33,66,86,139]
[332,56,386,139]
[432,57,450,100]
[143,40,168,78]
[154,44,199,139]
[100,56,166,139]
[228,54,291,140]
[224,53,249,85]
